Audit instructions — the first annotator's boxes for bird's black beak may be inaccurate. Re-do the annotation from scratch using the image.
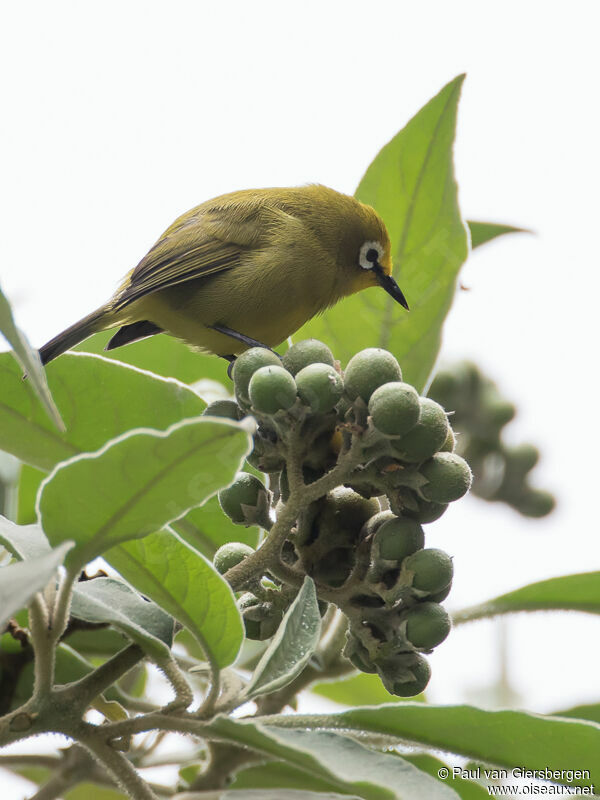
[374,265,409,310]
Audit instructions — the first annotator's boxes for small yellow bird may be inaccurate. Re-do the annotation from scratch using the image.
[40,185,408,367]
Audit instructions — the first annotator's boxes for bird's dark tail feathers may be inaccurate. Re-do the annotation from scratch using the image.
[39,307,108,365]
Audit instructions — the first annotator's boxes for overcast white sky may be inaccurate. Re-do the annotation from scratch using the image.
[1,2,599,794]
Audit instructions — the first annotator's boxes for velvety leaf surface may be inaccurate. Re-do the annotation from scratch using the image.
[210,718,459,800]
[0,284,63,429]
[106,529,243,668]
[245,577,321,699]
[38,416,251,568]
[71,576,175,658]
[0,352,205,471]
[453,572,600,624]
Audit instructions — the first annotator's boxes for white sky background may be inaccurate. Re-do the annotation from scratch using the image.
[1,1,599,794]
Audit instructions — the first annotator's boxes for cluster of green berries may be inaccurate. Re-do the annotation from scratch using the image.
[429,362,555,517]
[205,340,473,696]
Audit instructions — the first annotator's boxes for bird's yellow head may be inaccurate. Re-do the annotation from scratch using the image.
[339,203,409,310]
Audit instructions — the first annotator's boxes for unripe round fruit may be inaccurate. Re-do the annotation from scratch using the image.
[241,601,282,640]
[213,542,254,574]
[368,381,420,437]
[440,427,456,453]
[296,363,343,413]
[378,653,431,697]
[403,602,451,649]
[514,488,556,518]
[485,395,516,428]
[506,443,539,473]
[344,348,402,403]
[232,347,282,404]
[420,452,472,503]
[373,517,424,562]
[403,548,454,594]
[282,339,335,375]
[393,398,449,463]
[428,583,452,603]
[202,399,241,420]
[248,366,297,415]
[361,510,396,538]
[218,472,267,524]
[403,496,449,524]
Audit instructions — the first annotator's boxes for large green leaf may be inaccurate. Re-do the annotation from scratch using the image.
[106,529,243,668]
[0,514,50,560]
[222,792,361,800]
[553,703,600,725]
[0,283,63,430]
[403,755,489,800]
[453,572,600,624]
[75,329,227,385]
[0,541,73,628]
[245,577,321,700]
[276,704,600,788]
[0,352,205,471]
[297,75,468,392]
[230,761,360,795]
[38,416,252,568]
[209,718,459,800]
[70,576,175,659]
[468,221,528,250]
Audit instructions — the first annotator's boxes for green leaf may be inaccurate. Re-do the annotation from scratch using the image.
[0,352,206,471]
[403,755,489,800]
[290,704,600,787]
[38,416,252,568]
[106,529,243,668]
[172,494,260,558]
[231,761,359,795]
[222,792,361,800]
[0,282,63,430]
[552,703,600,725]
[297,75,469,393]
[75,329,227,385]
[453,572,600,624]
[312,671,421,707]
[0,542,73,628]
[70,576,175,658]
[209,718,459,800]
[16,464,46,524]
[245,577,321,700]
[0,515,50,560]
[467,221,529,250]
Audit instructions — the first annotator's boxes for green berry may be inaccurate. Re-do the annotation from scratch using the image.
[296,363,343,413]
[513,488,556,518]
[377,653,431,697]
[202,399,242,420]
[282,339,335,375]
[313,488,380,546]
[344,635,377,674]
[403,548,454,594]
[372,517,424,562]
[248,366,297,414]
[393,398,450,463]
[440,427,456,452]
[241,600,282,640]
[312,547,355,587]
[485,393,516,429]
[428,583,452,603]
[213,542,254,574]
[218,472,267,525]
[403,602,451,649]
[420,452,472,503]
[361,510,396,538]
[506,443,539,473]
[368,381,420,437]
[344,348,402,403]
[232,347,282,404]
[403,497,449,524]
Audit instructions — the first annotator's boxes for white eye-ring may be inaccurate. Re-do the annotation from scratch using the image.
[359,240,384,270]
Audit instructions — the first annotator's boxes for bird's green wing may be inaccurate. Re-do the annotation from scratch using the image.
[111,196,296,311]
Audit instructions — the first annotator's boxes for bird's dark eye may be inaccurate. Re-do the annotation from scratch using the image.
[366,248,379,263]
